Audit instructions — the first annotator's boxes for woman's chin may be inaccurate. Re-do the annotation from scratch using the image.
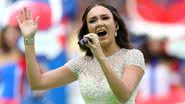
[100,40,108,47]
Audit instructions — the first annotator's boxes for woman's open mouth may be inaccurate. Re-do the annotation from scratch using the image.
[97,31,107,37]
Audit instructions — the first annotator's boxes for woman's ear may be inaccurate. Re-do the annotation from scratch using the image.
[115,22,119,31]
[116,23,119,31]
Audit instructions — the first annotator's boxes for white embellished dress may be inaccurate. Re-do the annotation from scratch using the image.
[65,48,145,104]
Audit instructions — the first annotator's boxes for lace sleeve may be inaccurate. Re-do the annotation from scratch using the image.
[124,49,145,70]
[64,57,81,78]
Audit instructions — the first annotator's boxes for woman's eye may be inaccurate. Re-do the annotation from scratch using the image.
[102,16,109,20]
[89,19,96,23]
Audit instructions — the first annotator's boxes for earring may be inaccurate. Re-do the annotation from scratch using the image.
[115,32,118,37]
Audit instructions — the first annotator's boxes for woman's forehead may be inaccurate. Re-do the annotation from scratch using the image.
[87,5,113,18]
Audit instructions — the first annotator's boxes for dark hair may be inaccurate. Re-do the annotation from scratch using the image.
[78,1,132,57]
[0,25,20,53]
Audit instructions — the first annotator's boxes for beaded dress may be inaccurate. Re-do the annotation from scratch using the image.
[65,48,145,104]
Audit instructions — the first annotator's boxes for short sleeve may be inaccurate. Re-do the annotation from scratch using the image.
[124,49,145,70]
[64,57,81,78]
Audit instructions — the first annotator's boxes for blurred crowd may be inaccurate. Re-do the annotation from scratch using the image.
[0,0,185,104]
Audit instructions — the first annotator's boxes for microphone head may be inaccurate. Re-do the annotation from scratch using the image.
[79,37,89,46]
[78,37,91,49]
[83,37,89,44]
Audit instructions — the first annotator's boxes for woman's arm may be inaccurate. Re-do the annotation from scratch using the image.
[17,7,77,90]
[25,45,76,90]
[97,57,144,103]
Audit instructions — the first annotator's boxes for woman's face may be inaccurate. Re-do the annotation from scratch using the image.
[4,27,20,49]
[86,5,117,46]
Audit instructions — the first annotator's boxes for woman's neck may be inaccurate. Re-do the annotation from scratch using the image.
[101,43,121,57]
[0,49,22,64]
[2,48,21,58]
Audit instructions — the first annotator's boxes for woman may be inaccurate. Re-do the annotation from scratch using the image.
[0,26,26,104]
[16,1,145,104]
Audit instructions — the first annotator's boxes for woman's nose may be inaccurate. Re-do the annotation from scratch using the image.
[96,20,104,28]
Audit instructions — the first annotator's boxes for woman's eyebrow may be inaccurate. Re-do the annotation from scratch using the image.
[89,14,109,19]
[89,16,97,20]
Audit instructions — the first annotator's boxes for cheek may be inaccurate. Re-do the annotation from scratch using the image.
[107,25,116,36]
[107,22,117,31]
[87,23,97,33]
[5,34,18,44]
[111,24,117,31]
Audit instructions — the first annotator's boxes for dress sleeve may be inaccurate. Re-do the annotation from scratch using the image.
[64,57,81,78]
[124,49,145,71]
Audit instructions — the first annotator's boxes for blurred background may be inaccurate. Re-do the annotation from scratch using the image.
[0,0,185,104]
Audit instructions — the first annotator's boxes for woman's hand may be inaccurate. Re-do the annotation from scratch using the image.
[84,33,105,58]
[16,7,39,39]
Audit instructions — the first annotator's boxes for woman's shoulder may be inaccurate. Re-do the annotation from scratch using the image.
[66,55,92,65]
[121,48,143,56]
[64,55,92,75]
[122,48,145,70]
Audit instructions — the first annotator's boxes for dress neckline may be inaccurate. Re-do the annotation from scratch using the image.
[84,48,128,60]
[106,48,127,59]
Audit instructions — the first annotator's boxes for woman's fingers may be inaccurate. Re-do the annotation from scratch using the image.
[28,9,33,20]
[20,7,31,22]
[26,8,31,20]
[24,7,28,20]
[89,33,99,40]
[83,33,99,48]
[16,16,21,26]
[35,16,40,25]
[21,9,25,22]
[85,33,99,43]
[86,40,93,48]
[17,7,39,26]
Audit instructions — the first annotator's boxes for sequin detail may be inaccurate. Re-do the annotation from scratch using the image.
[65,48,145,104]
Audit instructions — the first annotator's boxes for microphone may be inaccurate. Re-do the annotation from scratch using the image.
[79,37,90,46]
